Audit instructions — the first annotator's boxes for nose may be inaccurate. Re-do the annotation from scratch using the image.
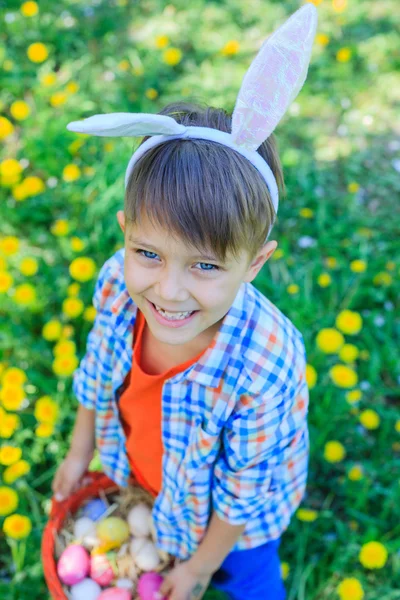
[154,266,189,302]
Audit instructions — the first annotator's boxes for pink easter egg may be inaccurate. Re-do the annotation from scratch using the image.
[98,588,132,600]
[90,553,115,586]
[57,544,90,585]
[137,572,167,600]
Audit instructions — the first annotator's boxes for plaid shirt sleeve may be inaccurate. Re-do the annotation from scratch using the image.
[211,356,309,525]
[72,259,112,410]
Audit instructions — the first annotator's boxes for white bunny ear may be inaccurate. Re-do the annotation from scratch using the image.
[231,4,318,151]
[66,113,186,137]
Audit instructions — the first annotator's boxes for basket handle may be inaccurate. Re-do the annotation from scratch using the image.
[49,470,107,519]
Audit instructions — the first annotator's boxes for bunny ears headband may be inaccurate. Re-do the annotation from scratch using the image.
[66,4,318,238]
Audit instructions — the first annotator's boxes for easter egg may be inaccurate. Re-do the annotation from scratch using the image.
[98,589,132,600]
[127,504,151,537]
[137,572,167,600]
[96,517,130,546]
[57,544,90,585]
[74,517,96,539]
[133,540,161,571]
[90,553,115,586]
[82,498,108,521]
[70,578,102,600]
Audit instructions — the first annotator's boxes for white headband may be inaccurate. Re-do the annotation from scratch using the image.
[66,4,318,242]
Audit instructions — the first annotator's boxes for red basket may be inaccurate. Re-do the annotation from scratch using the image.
[41,471,123,600]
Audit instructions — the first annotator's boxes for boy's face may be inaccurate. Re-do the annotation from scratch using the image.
[117,211,277,348]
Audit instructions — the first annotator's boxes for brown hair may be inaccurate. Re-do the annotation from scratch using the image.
[124,101,285,266]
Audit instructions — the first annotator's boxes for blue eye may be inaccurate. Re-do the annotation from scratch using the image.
[135,249,220,271]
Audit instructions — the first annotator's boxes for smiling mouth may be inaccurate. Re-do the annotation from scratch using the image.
[149,300,198,313]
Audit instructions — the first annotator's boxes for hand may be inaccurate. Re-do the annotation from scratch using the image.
[51,451,93,501]
[155,559,213,600]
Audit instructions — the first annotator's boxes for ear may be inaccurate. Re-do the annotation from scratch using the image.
[116,210,126,233]
[243,241,278,283]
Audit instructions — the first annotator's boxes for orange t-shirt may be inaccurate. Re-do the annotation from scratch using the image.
[118,309,209,498]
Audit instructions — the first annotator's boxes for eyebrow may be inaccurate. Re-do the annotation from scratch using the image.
[128,237,221,262]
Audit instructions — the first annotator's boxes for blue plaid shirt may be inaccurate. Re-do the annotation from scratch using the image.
[73,248,309,559]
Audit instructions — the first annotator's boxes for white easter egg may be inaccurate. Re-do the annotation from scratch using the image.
[129,537,147,557]
[82,534,101,550]
[127,504,151,537]
[70,578,102,600]
[74,517,96,539]
[134,540,161,571]
[116,578,134,590]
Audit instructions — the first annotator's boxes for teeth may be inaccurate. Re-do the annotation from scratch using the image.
[154,304,193,320]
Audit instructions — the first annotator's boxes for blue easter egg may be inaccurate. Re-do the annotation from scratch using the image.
[81,498,108,521]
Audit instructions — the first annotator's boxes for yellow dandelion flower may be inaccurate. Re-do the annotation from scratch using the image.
[271,248,284,260]
[395,420,400,433]
[2,367,27,387]
[339,344,359,363]
[70,237,85,252]
[35,422,55,437]
[0,410,21,439]
[0,270,13,293]
[12,182,29,202]
[118,59,130,71]
[66,81,79,94]
[14,283,36,305]
[350,260,367,273]
[348,465,364,481]
[52,354,79,377]
[359,350,370,361]
[133,65,144,76]
[287,284,299,295]
[40,72,57,86]
[305,364,317,389]
[19,257,38,276]
[3,459,30,484]
[84,305,97,322]
[0,384,25,411]
[51,219,69,236]
[162,48,182,66]
[385,261,395,271]
[21,1,39,17]
[373,272,392,286]
[69,257,96,282]
[337,577,364,600]
[316,328,345,353]
[61,325,75,339]
[0,159,23,188]
[67,282,80,297]
[104,142,115,153]
[299,208,314,218]
[316,33,329,46]
[62,297,84,318]
[336,48,352,63]
[296,508,318,522]
[22,176,45,197]
[324,440,346,463]
[280,562,290,580]
[0,116,14,140]
[359,541,388,569]
[27,42,48,63]
[325,256,338,269]
[348,520,359,532]
[0,446,22,466]
[332,0,348,13]
[62,164,81,182]
[53,340,76,357]
[336,310,362,335]
[307,0,324,5]
[50,92,67,107]
[10,100,31,121]
[42,319,63,341]
[345,389,362,404]
[329,364,358,388]
[0,486,18,516]
[359,409,380,430]
[155,34,169,49]
[220,40,240,56]
[34,396,59,424]
[3,514,32,539]
[318,273,331,287]
[347,182,359,193]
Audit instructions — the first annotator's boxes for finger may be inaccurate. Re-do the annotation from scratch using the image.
[155,579,172,599]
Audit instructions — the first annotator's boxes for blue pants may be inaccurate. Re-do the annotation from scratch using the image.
[209,538,286,600]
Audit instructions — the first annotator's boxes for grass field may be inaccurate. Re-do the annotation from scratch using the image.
[0,1,399,599]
